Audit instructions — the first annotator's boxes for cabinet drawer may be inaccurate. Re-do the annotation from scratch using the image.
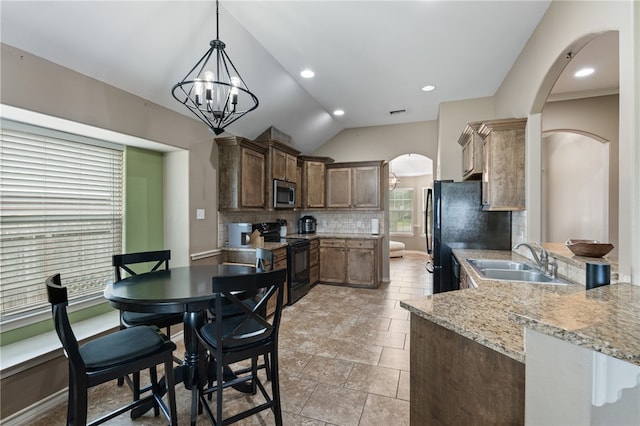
[309,238,320,249]
[320,239,346,248]
[273,248,287,263]
[346,239,375,249]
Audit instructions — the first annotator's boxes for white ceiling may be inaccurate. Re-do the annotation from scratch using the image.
[0,1,618,155]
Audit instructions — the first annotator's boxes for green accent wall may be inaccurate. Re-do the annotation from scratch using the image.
[1,146,165,346]
[125,146,164,252]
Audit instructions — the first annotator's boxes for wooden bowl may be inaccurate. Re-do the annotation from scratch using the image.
[565,239,614,258]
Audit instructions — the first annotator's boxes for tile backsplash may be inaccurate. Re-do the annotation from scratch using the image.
[218,210,384,247]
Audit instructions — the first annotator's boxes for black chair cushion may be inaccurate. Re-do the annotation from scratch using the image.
[199,316,268,350]
[79,326,172,369]
[121,311,183,327]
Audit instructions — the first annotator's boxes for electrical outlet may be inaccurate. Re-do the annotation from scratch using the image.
[196,209,205,220]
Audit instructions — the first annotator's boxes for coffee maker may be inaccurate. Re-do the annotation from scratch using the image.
[227,223,252,247]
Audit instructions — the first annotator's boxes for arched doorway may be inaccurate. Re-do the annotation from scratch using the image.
[388,154,433,252]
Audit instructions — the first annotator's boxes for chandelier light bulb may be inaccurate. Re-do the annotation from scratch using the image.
[194,78,204,105]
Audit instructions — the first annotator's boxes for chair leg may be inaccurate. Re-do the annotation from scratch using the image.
[270,352,283,426]
[216,359,224,425]
[150,367,160,417]
[73,376,89,426]
[164,357,178,426]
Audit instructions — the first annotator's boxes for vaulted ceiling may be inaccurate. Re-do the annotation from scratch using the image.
[1,1,617,155]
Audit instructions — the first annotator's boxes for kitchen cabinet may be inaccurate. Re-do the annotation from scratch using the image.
[270,145,299,183]
[298,155,334,209]
[267,246,288,316]
[410,314,524,424]
[309,238,319,286]
[319,239,346,284]
[326,161,385,209]
[478,118,527,211]
[458,121,483,180]
[346,239,377,286]
[216,136,267,210]
[319,238,379,288]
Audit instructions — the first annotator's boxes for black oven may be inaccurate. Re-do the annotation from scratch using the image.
[252,222,310,305]
[286,239,310,305]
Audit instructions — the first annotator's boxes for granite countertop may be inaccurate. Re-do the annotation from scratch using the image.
[512,283,640,366]
[401,249,583,363]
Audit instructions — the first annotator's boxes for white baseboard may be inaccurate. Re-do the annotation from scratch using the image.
[2,388,68,426]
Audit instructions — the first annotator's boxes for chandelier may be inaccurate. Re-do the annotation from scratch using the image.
[171,0,259,135]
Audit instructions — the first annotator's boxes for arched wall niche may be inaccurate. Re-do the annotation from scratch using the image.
[526,31,620,261]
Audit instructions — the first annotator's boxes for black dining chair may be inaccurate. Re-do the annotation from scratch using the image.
[113,250,183,395]
[196,268,287,425]
[46,274,178,426]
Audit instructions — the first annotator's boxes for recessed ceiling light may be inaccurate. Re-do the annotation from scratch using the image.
[300,69,315,78]
[574,67,594,78]
[421,85,436,92]
[333,109,345,116]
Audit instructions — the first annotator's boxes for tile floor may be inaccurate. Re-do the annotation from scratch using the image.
[29,252,432,425]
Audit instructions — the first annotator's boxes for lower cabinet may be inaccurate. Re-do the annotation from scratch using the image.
[268,247,288,316]
[410,314,525,424]
[319,238,379,288]
[309,238,319,286]
[319,239,347,284]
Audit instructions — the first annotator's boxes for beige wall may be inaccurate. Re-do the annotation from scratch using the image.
[436,96,495,181]
[492,1,637,280]
[542,95,619,251]
[0,43,220,258]
[312,120,438,163]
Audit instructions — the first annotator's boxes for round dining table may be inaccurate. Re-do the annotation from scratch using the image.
[103,264,261,425]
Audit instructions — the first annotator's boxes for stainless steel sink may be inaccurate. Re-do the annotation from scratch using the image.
[467,259,533,271]
[467,258,571,285]
[479,269,570,284]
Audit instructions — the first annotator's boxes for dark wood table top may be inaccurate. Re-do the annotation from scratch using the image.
[103,264,257,314]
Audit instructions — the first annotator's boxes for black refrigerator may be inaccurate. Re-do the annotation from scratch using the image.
[426,180,511,293]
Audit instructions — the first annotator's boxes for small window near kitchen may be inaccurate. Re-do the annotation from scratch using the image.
[389,188,413,234]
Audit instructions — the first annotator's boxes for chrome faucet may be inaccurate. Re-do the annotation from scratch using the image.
[513,242,558,278]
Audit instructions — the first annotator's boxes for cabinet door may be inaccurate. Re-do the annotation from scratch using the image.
[271,149,287,181]
[241,148,265,208]
[326,168,352,208]
[319,239,346,283]
[346,240,376,286]
[305,161,326,208]
[309,239,320,285]
[285,154,298,182]
[267,247,288,316]
[352,166,380,209]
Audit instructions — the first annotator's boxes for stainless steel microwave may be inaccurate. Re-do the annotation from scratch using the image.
[273,179,296,209]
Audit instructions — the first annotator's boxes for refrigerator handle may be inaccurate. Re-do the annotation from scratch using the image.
[425,187,433,254]
[425,259,441,274]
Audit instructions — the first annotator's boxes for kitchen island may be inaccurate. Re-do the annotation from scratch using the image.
[401,249,639,425]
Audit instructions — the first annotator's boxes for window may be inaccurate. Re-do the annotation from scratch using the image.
[389,188,413,233]
[0,120,123,322]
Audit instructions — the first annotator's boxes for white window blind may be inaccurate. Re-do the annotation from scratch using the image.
[0,121,123,321]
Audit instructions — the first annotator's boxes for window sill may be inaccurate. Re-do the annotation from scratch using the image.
[0,310,120,378]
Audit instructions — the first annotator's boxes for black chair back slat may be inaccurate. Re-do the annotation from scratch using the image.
[113,250,171,281]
